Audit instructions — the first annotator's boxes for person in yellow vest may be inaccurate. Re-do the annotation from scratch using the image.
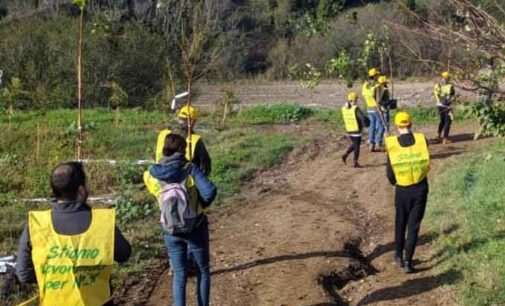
[341,91,368,168]
[377,75,391,133]
[156,105,211,175]
[434,71,455,145]
[144,134,217,306]
[362,68,386,152]
[15,162,132,306]
[386,112,430,273]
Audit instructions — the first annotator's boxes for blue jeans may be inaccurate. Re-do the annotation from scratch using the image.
[368,111,386,145]
[164,220,210,306]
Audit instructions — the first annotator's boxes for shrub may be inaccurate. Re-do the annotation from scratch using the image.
[236,104,313,125]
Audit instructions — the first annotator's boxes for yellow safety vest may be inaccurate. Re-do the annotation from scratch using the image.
[361,81,379,109]
[386,133,430,187]
[29,209,115,306]
[155,129,201,162]
[434,84,454,103]
[341,105,359,132]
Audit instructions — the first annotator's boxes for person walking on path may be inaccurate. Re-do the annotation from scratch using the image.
[385,112,430,273]
[362,68,385,152]
[16,161,132,306]
[434,71,455,145]
[156,105,211,175]
[341,91,368,168]
[144,133,217,306]
[377,75,392,134]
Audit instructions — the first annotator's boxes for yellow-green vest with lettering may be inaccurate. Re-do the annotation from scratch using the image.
[341,105,359,132]
[386,133,430,187]
[29,209,115,306]
[155,129,201,162]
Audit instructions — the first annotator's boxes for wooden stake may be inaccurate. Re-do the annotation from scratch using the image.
[76,8,84,161]
[36,123,40,162]
[187,79,193,161]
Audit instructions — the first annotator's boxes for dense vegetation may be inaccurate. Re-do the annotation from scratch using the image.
[1,0,503,110]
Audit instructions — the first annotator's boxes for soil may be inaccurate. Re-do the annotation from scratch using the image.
[193,81,479,109]
[117,121,494,306]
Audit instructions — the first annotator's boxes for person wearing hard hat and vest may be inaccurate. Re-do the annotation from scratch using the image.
[341,91,368,168]
[434,71,455,145]
[377,75,392,133]
[16,162,132,306]
[362,68,385,152]
[156,105,211,175]
[386,112,430,273]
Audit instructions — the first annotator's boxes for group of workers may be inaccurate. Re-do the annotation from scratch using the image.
[343,68,455,167]
[341,67,460,273]
[12,68,451,305]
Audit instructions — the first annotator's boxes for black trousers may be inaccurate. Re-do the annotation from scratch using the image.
[437,106,452,138]
[344,135,361,162]
[394,185,428,262]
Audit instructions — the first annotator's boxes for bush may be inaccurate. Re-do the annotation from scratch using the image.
[465,101,505,138]
[236,104,313,124]
[0,15,166,109]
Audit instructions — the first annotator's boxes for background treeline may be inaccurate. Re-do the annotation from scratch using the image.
[0,0,503,109]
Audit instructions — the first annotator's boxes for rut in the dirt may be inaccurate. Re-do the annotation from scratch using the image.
[316,192,385,306]
[318,238,379,306]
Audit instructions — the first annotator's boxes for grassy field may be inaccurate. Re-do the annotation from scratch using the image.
[0,103,468,304]
[426,139,505,305]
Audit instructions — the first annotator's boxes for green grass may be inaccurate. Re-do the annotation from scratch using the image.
[209,128,297,200]
[427,139,505,305]
[234,103,313,125]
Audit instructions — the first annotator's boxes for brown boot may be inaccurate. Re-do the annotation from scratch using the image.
[442,138,452,145]
[369,143,376,152]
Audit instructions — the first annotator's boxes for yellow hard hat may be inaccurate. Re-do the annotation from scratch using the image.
[378,75,388,85]
[368,68,380,77]
[441,71,450,79]
[394,111,412,127]
[347,91,358,101]
[178,105,198,120]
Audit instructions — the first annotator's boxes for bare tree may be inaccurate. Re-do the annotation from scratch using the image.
[390,0,505,92]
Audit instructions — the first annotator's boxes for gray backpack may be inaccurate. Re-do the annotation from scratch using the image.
[158,176,200,235]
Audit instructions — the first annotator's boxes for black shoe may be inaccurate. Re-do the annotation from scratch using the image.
[341,154,348,164]
[394,256,404,268]
[353,162,362,168]
[404,261,415,273]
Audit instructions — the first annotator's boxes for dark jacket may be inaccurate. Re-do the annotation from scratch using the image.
[16,202,132,284]
[386,132,429,192]
[150,152,217,207]
[171,124,212,176]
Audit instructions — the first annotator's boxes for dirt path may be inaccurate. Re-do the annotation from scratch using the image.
[193,81,479,109]
[129,123,493,306]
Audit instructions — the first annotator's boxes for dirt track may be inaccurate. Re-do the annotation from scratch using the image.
[193,81,478,109]
[118,122,493,306]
